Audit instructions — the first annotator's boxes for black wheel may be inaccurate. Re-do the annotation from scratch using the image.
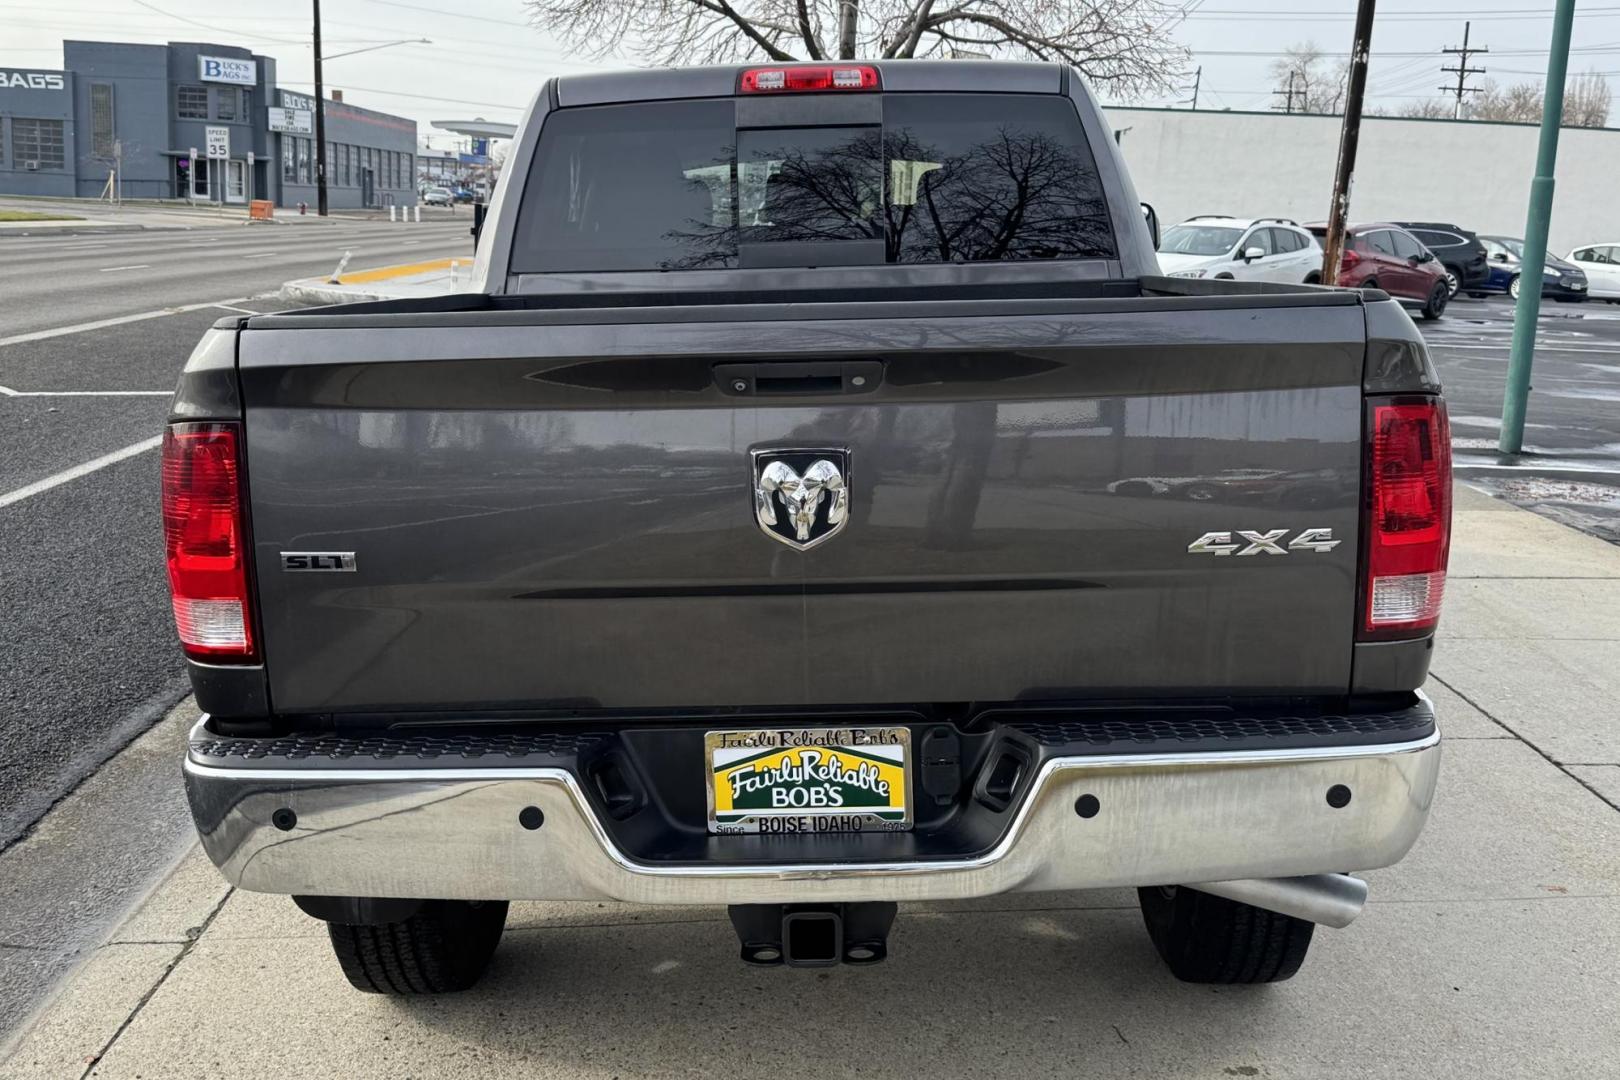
[326,899,509,994]
[1303,271,1321,285]
[1507,274,1522,300]
[1420,281,1449,320]
[1443,265,1461,296]
[1138,886,1314,984]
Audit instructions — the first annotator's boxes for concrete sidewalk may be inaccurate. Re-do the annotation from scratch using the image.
[3,485,1618,1079]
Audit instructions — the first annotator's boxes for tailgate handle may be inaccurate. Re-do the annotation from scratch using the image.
[715,361,883,396]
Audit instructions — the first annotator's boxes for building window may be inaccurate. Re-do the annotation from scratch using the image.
[404,153,413,185]
[90,83,116,159]
[177,85,208,119]
[12,118,66,170]
[216,87,238,122]
[342,144,352,185]
[282,134,296,182]
[296,137,310,184]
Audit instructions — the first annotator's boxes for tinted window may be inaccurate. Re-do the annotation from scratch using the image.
[883,94,1115,263]
[511,93,1115,273]
[1243,229,1273,256]
[1412,229,1461,250]
[1160,225,1242,256]
[1367,231,1396,256]
[737,125,883,245]
[1390,230,1424,259]
[514,100,738,272]
[1269,228,1302,253]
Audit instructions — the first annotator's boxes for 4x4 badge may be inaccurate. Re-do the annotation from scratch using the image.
[751,448,850,551]
[1188,528,1341,556]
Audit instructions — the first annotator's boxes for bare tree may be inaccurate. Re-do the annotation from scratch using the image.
[523,0,1190,97]
[1393,99,1449,120]
[1471,72,1611,127]
[1267,41,1350,114]
[1564,71,1612,127]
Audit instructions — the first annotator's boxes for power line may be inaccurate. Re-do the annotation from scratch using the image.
[1441,20,1489,118]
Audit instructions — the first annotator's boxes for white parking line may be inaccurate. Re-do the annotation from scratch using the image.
[1,389,172,397]
[0,436,162,510]
[212,303,262,315]
[0,298,250,348]
[97,264,151,273]
[242,252,279,259]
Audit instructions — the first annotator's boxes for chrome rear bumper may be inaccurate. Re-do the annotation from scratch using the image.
[184,725,1439,908]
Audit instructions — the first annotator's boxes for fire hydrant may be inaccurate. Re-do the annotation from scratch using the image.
[298,202,308,215]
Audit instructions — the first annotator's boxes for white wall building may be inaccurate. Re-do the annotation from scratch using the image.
[1103,107,1620,256]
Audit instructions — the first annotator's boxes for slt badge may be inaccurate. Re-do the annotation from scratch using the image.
[751,448,850,551]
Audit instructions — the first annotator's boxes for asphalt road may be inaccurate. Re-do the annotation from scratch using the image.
[0,215,473,850]
[0,213,472,337]
[1422,294,1620,542]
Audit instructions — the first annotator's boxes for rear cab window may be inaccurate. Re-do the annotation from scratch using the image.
[509,93,1117,273]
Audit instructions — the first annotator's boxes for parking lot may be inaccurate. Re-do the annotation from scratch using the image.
[2,225,1618,1076]
[1428,295,1620,542]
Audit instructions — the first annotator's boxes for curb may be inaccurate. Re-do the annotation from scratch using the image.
[0,223,146,237]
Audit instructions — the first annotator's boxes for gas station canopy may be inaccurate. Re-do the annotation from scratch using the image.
[431,119,518,140]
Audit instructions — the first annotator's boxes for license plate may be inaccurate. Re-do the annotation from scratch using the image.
[706,727,912,835]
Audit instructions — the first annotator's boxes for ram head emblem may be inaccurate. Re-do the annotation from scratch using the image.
[751,449,850,550]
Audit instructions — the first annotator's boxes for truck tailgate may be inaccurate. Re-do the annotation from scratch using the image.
[238,297,1366,713]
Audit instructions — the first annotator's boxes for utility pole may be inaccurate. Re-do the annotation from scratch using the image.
[1180,65,1202,110]
[1319,0,1377,285]
[1441,20,1489,120]
[312,0,329,216]
[1501,0,1578,455]
[1273,70,1302,114]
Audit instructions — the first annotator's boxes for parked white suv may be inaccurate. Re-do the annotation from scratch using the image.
[1568,243,1620,301]
[1157,216,1324,284]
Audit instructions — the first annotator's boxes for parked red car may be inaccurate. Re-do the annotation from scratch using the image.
[1306,222,1451,320]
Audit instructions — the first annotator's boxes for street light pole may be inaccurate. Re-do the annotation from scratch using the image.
[313,0,328,216]
[1319,0,1376,286]
[1500,0,1579,455]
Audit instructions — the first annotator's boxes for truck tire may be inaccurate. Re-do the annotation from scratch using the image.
[326,899,509,994]
[1137,886,1314,984]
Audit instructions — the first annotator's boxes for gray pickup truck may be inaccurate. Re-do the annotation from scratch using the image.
[167,61,1450,993]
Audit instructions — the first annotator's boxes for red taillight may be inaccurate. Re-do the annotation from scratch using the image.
[739,65,880,93]
[1363,399,1451,636]
[162,422,256,662]
[1340,247,1361,270]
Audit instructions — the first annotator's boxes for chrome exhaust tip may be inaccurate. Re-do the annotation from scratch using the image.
[1188,873,1369,928]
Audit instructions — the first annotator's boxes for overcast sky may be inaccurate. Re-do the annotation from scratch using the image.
[8,0,1619,148]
